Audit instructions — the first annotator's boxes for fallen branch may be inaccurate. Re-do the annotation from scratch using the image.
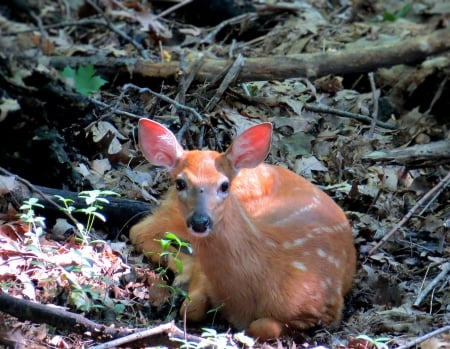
[414,261,450,307]
[231,92,397,130]
[45,27,450,82]
[0,291,130,339]
[0,172,154,232]
[394,325,450,349]
[363,139,450,166]
[90,321,202,349]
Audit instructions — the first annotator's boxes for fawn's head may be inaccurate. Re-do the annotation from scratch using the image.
[138,119,272,236]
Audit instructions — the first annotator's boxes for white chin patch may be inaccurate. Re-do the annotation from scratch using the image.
[188,228,211,237]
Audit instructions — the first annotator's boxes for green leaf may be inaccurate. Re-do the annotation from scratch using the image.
[396,3,411,18]
[165,232,182,245]
[174,258,183,273]
[159,239,172,250]
[61,65,107,96]
[382,12,397,21]
[383,3,411,21]
[90,211,106,222]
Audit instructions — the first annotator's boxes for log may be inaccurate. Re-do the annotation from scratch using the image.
[0,175,155,234]
[45,27,450,83]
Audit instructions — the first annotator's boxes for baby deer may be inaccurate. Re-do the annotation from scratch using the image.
[130,119,356,340]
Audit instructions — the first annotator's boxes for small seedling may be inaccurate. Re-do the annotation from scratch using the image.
[19,198,46,251]
[61,64,107,96]
[356,334,391,349]
[56,189,119,244]
[383,3,411,21]
[156,232,192,275]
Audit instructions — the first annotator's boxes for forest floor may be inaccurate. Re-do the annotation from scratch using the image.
[0,0,449,348]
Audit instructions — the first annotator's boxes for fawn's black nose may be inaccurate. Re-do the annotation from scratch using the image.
[187,213,212,234]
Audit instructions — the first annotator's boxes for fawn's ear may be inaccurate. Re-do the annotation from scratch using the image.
[138,118,184,169]
[225,122,273,170]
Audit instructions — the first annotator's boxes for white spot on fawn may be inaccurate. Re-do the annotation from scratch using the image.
[293,261,307,271]
[317,248,326,258]
[327,255,341,268]
[312,222,348,234]
[276,195,321,225]
[283,237,308,249]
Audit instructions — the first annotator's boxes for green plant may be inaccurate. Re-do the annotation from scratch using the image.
[383,3,411,21]
[356,334,391,349]
[155,232,192,276]
[19,198,46,251]
[206,303,224,328]
[172,328,255,349]
[61,64,107,96]
[56,189,119,244]
[153,232,192,318]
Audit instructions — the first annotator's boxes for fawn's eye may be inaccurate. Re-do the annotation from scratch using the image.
[219,181,229,193]
[175,178,187,191]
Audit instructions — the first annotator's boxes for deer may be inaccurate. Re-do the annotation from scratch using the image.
[130,118,356,340]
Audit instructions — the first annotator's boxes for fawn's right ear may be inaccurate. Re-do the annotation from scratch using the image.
[225,122,273,170]
[138,118,184,169]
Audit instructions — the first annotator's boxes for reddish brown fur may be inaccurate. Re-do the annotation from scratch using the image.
[130,120,356,341]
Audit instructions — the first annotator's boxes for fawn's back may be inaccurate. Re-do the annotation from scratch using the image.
[130,119,356,340]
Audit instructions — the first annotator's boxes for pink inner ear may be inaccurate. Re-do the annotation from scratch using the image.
[138,119,183,169]
[228,122,273,170]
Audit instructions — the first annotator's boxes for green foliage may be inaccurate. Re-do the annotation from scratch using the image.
[154,232,192,319]
[17,193,127,317]
[155,232,192,275]
[383,3,411,21]
[356,334,391,349]
[172,328,255,348]
[19,198,46,250]
[61,64,107,96]
[56,189,119,244]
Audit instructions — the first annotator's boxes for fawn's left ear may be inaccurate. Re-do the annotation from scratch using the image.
[225,122,273,170]
[138,118,184,169]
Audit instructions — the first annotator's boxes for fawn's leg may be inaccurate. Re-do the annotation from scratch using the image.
[130,191,193,286]
[180,258,211,322]
[246,318,285,341]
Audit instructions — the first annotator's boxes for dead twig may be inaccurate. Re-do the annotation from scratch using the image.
[155,0,194,19]
[232,92,397,130]
[424,74,448,115]
[89,322,202,349]
[368,171,450,255]
[205,54,245,112]
[367,72,379,137]
[363,139,450,166]
[122,83,204,131]
[414,261,450,307]
[85,0,149,59]
[175,56,206,141]
[394,325,450,349]
[199,13,259,45]
[304,103,395,130]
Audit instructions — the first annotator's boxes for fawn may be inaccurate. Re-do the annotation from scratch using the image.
[130,119,356,340]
